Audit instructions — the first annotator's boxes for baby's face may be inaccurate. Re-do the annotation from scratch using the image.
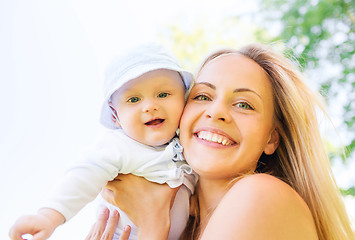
[111,69,186,146]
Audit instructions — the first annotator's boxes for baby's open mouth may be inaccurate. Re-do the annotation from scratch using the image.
[145,119,165,126]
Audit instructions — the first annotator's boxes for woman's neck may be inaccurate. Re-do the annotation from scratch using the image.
[197,177,231,231]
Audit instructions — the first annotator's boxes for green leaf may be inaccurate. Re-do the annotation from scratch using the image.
[339,187,355,196]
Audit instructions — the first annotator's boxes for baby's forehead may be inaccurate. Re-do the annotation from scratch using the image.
[137,68,182,78]
[111,69,183,96]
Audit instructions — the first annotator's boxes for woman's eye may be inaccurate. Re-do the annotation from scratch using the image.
[158,92,169,98]
[128,97,140,103]
[235,102,254,110]
[193,94,211,101]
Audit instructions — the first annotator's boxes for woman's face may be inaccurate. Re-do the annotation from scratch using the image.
[180,53,279,180]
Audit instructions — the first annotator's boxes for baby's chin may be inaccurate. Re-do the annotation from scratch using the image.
[148,137,175,147]
[133,134,176,147]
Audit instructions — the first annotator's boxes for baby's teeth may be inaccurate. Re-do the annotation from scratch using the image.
[212,135,218,142]
[222,139,227,145]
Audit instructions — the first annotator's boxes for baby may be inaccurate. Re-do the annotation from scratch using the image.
[9,43,196,240]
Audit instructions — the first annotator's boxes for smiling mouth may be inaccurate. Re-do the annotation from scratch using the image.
[196,131,236,146]
[145,118,165,126]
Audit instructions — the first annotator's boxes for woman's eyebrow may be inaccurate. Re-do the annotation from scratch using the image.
[233,88,262,99]
[196,82,262,99]
[195,82,216,89]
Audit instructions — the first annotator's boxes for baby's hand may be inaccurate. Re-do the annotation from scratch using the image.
[9,208,65,240]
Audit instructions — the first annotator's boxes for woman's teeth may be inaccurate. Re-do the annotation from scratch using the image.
[197,131,234,146]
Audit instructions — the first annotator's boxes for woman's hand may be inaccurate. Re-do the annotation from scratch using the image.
[85,207,131,240]
[102,174,180,240]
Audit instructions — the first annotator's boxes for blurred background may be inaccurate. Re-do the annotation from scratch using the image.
[1,0,354,239]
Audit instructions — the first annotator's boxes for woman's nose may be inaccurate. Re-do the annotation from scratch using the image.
[205,100,231,122]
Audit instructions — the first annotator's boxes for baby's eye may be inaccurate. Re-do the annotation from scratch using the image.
[193,94,211,101]
[235,102,254,110]
[158,92,169,98]
[127,97,140,103]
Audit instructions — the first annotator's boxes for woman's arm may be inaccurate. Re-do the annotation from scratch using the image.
[201,174,318,240]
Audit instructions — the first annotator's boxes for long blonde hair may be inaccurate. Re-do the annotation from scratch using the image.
[182,44,354,240]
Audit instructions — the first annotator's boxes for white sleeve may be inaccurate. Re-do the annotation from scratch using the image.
[42,132,125,221]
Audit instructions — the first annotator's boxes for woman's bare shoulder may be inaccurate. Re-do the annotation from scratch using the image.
[229,173,300,199]
[201,174,318,240]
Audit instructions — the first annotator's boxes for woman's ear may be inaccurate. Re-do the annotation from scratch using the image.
[264,129,279,155]
[109,103,121,128]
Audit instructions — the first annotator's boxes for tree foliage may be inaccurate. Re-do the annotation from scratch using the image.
[158,16,263,72]
[257,0,355,195]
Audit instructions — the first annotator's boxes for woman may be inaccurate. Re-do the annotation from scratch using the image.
[87,44,354,240]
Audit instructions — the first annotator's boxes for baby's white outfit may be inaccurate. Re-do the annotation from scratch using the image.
[44,129,196,239]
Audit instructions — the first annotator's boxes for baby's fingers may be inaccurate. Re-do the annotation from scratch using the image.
[32,231,51,240]
[9,216,44,240]
[8,230,23,240]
